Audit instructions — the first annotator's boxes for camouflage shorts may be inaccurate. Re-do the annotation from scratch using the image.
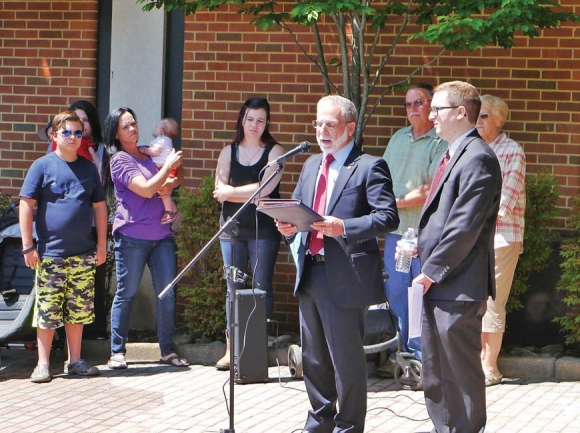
[33,253,97,329]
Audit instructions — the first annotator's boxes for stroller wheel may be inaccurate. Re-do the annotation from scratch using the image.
[288,344,303,379]
[394,358,423,391]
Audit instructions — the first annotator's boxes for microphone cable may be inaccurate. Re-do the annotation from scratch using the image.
[366,392,429,422]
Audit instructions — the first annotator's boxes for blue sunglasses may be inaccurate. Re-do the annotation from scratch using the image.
[58,129,83,139]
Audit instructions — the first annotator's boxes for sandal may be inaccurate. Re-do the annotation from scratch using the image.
[159,354,190,367]
[161,211,176,225]
[485,371,503,386]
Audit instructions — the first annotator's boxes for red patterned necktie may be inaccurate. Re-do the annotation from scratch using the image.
[308,154,335,255]
[426,150,450,205]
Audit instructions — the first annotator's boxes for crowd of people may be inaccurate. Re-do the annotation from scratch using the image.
[21,81,526,433]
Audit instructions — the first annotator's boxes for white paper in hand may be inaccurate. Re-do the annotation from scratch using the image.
[408,283,424,339]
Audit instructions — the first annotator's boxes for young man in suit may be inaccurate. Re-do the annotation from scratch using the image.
[277,95,399,432]
[411,81,502,433]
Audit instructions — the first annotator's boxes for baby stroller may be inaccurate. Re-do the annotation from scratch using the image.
[287,304,423,390]
[0,202,37,350]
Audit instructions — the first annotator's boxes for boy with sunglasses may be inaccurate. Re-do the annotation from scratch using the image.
[20,111,107,383]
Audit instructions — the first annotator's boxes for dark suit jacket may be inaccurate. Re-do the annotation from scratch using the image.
[418,131,502,302]
[288,145,399,308]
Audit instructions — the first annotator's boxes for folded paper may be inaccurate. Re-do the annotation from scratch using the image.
[408,283,424,339]
[256,199,323,232]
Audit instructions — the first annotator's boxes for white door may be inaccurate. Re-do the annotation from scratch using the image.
[110,0,166,144]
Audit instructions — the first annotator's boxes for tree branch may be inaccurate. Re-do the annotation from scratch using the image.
[352,11,369,144]
[332,12,351,100]
[364,47,446,129]
[278,21,338,94]
[312,21,333,95]
[370,0,415,92]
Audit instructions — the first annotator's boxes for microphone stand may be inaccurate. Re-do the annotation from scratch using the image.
[158,163,284,433]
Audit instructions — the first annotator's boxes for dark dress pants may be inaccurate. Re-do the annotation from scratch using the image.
[299,261,367,433]
[422,298,487,433]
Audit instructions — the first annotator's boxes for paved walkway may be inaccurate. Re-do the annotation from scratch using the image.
[1,348,580,433]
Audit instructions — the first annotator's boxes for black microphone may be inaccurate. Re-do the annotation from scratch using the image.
[265,141,311,169]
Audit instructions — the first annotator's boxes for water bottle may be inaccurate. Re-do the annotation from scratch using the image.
[395,228,417,273]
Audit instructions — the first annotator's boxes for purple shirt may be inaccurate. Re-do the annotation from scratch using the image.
[110,151,173,241]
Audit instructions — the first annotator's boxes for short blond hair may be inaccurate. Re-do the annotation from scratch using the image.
[435,81,481,124]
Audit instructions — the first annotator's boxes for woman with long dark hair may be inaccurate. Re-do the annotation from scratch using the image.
[68,100,102,148]
[44,100,102,173]
[103,107,187,368]
[212,97,284,370]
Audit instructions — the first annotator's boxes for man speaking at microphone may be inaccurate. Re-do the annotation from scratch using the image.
[277,95,399,432]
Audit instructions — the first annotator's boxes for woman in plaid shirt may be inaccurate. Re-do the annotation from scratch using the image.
[477,94,526,386]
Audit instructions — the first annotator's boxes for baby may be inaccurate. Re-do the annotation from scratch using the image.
[139,118,180,225]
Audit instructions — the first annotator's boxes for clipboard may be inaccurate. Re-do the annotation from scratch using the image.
[256,199,323,232]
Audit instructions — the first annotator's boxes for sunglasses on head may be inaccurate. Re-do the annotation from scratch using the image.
[57,129,83,138]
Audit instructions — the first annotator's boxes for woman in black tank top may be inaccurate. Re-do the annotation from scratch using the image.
[212,98,285,371]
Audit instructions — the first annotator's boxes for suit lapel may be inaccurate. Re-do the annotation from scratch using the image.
[304,154,323,209]
[326,147,360,215]
[424,134,479,212]
[446,136,479,180]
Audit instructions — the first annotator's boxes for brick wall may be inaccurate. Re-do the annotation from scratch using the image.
[0,0,99,194]
[1,1,578,331]
[180,5,579,330]
[180,5,579,219]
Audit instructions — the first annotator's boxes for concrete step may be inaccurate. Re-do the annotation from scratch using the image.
[81,338,294,367]
[79,339,580,381]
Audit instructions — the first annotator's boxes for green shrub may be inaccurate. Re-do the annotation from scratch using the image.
[554,196,580,345]
[174,177,226,340]
[0,191,12,214]
[508,173,559,312]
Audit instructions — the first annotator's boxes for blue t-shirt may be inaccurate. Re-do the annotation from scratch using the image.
[19,152,105,258]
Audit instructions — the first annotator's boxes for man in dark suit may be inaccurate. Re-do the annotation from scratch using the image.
[277,95,399,432]
[411,81,502,433]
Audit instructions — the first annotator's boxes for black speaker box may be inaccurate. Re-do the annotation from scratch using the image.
[234,288,268,384]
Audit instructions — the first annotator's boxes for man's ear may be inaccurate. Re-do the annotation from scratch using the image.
[347,121,356,136]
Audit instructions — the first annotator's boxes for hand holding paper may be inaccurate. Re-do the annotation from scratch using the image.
[408,283,424,339]
[310,216,345,237]
[276,220,298,237]
[413,273,433,293]
[257,199,323,232]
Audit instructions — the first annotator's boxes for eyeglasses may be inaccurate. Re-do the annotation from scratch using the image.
[312,120,346,130]
[430,106,459,116]
[57,129,83,138]
[404,99,431,109]
[479,113,490,120]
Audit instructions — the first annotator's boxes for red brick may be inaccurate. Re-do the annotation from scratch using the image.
[555,144,580,155]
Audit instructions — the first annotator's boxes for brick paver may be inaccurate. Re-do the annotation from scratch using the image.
[1,348,579,432]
